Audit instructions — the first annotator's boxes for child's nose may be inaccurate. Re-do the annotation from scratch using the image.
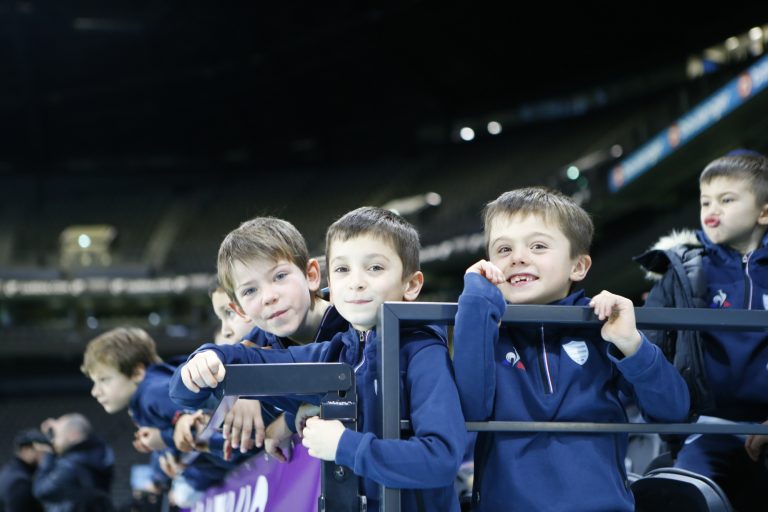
[509,248,528,265]
[261,285,279,305]
[348,269,366,290]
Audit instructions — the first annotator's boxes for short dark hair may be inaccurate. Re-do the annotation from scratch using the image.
[82,327,161,378]
[325,206,420,278]
[483,187,594,257]
[217,217,310,304]
[700,154,768,206]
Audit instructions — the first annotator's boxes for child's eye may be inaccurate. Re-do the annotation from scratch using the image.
[274,272,288,281]
[700,200,709,207]
[224,309,235,319]
[369,264,384,272]
[497,246,511,254]
[333,266,348,273]
[531,243,547,251]
[241,287,256,297]
[722,197,734,204]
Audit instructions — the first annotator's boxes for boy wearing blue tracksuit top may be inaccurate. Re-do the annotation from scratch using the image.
[453,187,690,512]
[635,153,768,510]
[198,218,351,460]
[81,328,249,493]
[171,207,466,512]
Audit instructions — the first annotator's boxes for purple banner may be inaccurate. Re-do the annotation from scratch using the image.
[188,438,320,512]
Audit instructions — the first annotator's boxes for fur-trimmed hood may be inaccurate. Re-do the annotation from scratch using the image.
[635,229,702,281]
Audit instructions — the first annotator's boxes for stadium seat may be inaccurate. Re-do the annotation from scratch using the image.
[632,467,732,512]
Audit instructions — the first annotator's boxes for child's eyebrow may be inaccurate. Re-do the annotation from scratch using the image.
[492,232,556,245]
[329,253,392,264]
[235,262,286,288]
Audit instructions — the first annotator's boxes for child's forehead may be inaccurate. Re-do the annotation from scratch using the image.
[700,175,753,194]
[328,233,399,259]
[232,256,300,280]
[88,361,121,378]
[489,212,564,237]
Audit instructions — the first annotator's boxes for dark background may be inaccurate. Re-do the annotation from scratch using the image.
[1,2,768,504]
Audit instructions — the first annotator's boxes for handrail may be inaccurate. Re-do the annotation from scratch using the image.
[377,303,768,512]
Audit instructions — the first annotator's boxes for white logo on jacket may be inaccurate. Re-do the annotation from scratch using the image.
[763,293,768,310]
[563,340,589,365]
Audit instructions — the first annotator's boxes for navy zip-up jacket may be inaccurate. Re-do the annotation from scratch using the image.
[130,362,247,491]
[638,229,768,421]
[170,324,466,512]
[130,362,192,449]
[454,273,690,512]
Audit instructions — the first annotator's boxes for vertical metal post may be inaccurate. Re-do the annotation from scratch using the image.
[378,303,401,512]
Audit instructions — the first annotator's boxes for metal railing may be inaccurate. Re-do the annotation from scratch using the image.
[376,303,768,512]
[202,363,363,512]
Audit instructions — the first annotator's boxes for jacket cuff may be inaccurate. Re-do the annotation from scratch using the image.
[462,273,506,316]
[335,428,365,468]
[610,334,655,377]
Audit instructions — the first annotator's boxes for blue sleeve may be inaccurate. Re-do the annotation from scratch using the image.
[335,342,466,488]
[452,272,506,420]
[608,334,690,422]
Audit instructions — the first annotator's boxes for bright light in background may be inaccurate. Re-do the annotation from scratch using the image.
[725,36,740,51]
[566,166,580,180]
[459,127,475,141]
[487,121,502,135]
[749,27,764,41]
[425,192,442,206]
[148,312,161,326]
[610,144,623,158]
[86,316,99,329]
[78,234,92,249]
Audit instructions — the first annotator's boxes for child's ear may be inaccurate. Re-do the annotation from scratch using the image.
[758,203,768,226]
[228,301,250,321]
[402,271,424,302]
[305,258,322,292]
[130,365,146,384]
[569,254,592,283]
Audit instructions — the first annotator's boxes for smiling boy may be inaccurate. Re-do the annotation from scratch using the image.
[454,187,689,512]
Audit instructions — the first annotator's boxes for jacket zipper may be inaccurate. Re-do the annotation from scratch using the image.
[743,251,754,310]
[354,330,368,373]
[540,325,554,394]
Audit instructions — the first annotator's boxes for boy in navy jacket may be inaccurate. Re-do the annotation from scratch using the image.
[635,153,768,509]
[195,217,349,459]
[453,187,690,512]
[170,207,466,512]
[81,327,244,493]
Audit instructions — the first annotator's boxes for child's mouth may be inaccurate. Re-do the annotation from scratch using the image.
[704,217,720,227]
[508,274,537,286]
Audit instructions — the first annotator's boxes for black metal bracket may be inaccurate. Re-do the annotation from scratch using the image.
[200,362,365,512]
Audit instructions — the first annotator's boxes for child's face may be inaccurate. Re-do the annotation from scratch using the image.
[700,177,768,254]
[211,289,253,345]
[328,234,422,331]
[230,258,318,338]
[89,363,139,414]
[487,213,590,305]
